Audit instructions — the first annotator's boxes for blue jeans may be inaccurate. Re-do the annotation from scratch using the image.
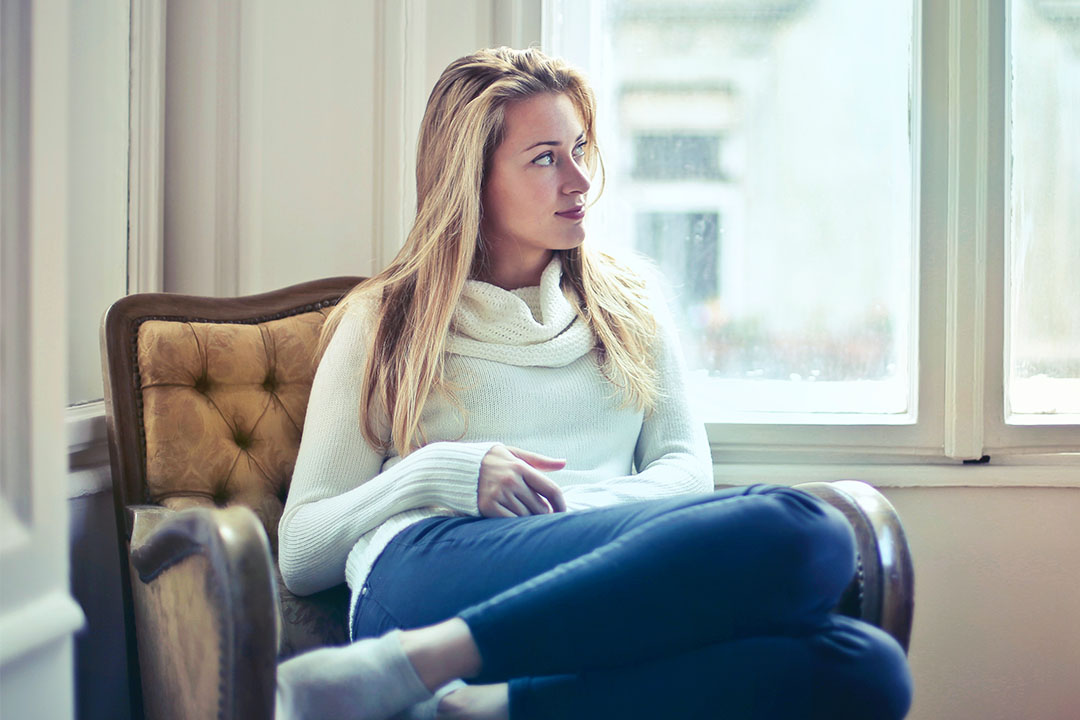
[352,485,912,719]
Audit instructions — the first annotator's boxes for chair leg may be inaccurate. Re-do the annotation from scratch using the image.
[793,481,915,654]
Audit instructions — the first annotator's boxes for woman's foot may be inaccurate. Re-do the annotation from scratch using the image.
[276,619,487,720]
[275,630,433,720]
[435,683,510,720]
[390,681,467,720]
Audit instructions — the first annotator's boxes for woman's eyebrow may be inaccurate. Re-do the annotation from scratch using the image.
[522,134,586,153]
[522,140,560,152]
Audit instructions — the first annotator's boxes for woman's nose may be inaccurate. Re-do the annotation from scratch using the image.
[563,158,591,196]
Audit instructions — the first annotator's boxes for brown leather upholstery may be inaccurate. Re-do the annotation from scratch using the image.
[132,312,355,660]
[137,312,325,552]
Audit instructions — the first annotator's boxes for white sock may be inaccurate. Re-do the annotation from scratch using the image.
[390,680,467,720]
[275,630,433,720]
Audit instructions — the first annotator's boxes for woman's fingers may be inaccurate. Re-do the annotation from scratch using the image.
[487,502,518,519]
[499,492,535,518]
[512,483,553,516]
[520,467,567,513]
[505,446,567,471]
[504,446,566,513]
[478,444,566,517]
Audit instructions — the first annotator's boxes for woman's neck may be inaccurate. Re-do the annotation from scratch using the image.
[480,248,554,290]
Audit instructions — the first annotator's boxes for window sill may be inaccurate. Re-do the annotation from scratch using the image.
[67,401,112,498]
[67,400,106,452]
[714,454,1080,489]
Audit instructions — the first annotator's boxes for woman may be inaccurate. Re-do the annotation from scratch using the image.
[277,47,911,720]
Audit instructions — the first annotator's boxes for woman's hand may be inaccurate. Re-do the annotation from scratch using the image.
[478,445,568,518]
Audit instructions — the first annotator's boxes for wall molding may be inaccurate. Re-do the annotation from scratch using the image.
[236,0,263,296]
[127,0,166,294]
[214,0,241,297]
[373,0,428,272]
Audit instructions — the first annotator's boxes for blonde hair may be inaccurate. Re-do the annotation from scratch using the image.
[321,47,659,456]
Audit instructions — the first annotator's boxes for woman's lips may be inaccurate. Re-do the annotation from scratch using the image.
[556,207,585,220]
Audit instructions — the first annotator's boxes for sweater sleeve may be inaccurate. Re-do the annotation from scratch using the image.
[278,308,495,596]
[561,278,714,512]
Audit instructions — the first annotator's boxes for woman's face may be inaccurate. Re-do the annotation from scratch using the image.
[480,92,591,286]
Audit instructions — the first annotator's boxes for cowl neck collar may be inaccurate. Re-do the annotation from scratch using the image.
[449,255,594,367]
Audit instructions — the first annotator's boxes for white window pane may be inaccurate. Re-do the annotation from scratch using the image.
[577,0,916,421]
[1008,0,1080,423]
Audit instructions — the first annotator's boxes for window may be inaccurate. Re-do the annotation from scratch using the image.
[546,0,1080,462]
[1007,0,1080,423]
[633,134,726,180]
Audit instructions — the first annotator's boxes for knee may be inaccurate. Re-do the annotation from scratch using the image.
[813,618,913,720]
[849,629,912,720]
[752,486,857,595]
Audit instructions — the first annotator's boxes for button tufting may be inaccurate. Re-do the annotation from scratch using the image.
[233,427,252,450]
[193,374,211,394]
[262,373,278,393]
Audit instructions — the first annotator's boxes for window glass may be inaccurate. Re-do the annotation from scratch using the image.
[636,211,719,303]
[577,0,916,420]
[1008,0,1080,422]
[633,134,726,180]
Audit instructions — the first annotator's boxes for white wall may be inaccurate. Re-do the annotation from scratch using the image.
[163,0,539,297]
[885,487,1080,719]
[67,0,129,405]
[64,2,1080,719]
[236,0,378,292]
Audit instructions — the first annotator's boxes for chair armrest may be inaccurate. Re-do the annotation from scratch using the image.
[794,481,915,653]
[128,505,176,548]
[127,506,279,720]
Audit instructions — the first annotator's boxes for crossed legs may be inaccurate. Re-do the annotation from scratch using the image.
[278,486,912,719]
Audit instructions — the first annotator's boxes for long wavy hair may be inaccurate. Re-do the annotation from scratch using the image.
[320,47,659,456]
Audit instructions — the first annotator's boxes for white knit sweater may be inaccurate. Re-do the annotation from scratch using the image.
[278,256,712,624]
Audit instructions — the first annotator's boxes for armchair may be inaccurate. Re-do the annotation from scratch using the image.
[101,278,360,720]
[101,279,914,720]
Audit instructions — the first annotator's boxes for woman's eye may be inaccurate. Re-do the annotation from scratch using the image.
[573,142,587,158]
[533,152,554,166]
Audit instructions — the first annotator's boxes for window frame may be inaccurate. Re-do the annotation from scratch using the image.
[543,0,1080,468]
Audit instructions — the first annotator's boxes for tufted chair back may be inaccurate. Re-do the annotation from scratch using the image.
[101,277,362,717]
[136,315,318,551]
